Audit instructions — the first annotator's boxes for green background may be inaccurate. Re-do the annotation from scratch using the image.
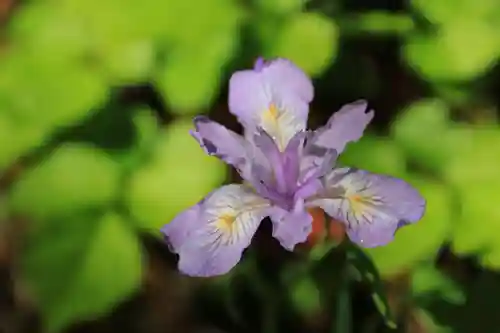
[0,0,499,332]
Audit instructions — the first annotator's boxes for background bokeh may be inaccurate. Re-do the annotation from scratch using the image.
[1,0,500,332]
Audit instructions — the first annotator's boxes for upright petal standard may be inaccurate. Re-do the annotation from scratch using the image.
[228,58,313,150]
[161,57,426,277]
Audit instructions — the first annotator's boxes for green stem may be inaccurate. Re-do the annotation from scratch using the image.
[334,265,352,333]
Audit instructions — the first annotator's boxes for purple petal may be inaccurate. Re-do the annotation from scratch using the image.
[294,178,322,201]
[311,100,374,154]
[191,116,247,168]
[165,184,271,277]
[282,130,307,191]
[252,128,306,196]
[299,134,338,185]
[161,204,202,252]
[308,168,426,248]
[346,221,400,248]
[252,128,287,192]
[254,57,265,71]
[228,58,313,150]
[269,200,313,251]
[242,136,286,205]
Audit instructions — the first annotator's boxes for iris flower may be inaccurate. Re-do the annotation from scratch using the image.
[161,58,426,277]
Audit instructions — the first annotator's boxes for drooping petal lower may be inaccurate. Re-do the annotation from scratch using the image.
[269,200,313,251]
[308,168,426,248]
[164,184,271,277]
[161,204,202,252]
[228,58,313,150]
[310,100,374,154]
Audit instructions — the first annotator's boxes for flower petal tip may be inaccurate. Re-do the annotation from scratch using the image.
[193,115,211,125]
[254,57,265,71]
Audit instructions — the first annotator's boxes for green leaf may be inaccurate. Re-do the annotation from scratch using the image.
[346,244,397,329]
[391,99,451,174]
[445,125,500,186]
[150,0,243,111]
[8,3,90,60]
[0,54,108,130]
[411,0,500,24]
[262,13,339,76]
[411,265,465,305]
[334,268,351,333]
[125,108,161,166]
[479,245,500,269]
[100,40,155,83]
[413,309,454,333]
[338,135,407,177]
[153,0,243,46]
[9,144,121,220]
[366,178,452,276]
[451,181,500,256]
[254,0,304,15]
[403,22,500,81]
[155,32,237,113]
[59,0,149,47]
[126,119,226,231]
[445,126,500,255]
[21,212,142,333]
[288,275,322,317]
[0,116,48,169]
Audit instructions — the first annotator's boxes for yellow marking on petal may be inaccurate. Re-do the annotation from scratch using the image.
[262,103,280,128]
[267,103,279,121]
[262,103,287,151]
[350,194,363,202]
[215,214,236,231]
[348,194,369,213]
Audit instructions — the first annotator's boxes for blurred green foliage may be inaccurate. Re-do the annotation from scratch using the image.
[407,0,500,81]
[1,0,500,332]
[22,212,142,333]
[10,144,121,220]
[126,119,226,231]
[260,12,339,76]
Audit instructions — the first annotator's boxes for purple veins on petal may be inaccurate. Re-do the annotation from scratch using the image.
[248,127,325,212]
[252,128,307,196]
[190,116,248,168]
[310,100,374,155]
[308,167,426,248]
[161,184,271,277]
[252,128,285,177]
[282,130,307,192]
